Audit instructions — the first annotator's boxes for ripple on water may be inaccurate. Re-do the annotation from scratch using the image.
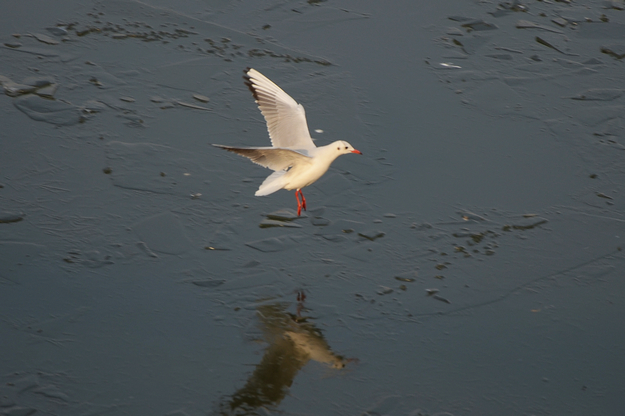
[13,94,82,126]
[132,212,191,255]
[245,235,305,252]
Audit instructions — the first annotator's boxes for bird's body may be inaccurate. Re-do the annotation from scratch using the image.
[213,68,361,216]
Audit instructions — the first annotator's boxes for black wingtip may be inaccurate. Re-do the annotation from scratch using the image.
[242,67,259,101]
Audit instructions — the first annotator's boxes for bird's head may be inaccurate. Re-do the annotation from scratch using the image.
[333,140,362,155]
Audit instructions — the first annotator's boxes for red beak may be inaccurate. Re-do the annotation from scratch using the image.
[351,149,363,155]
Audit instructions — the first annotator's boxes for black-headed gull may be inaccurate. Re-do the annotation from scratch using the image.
[213,68,362,216]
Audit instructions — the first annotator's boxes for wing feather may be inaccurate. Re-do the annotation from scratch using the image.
[244,68,316,151]
[212,145,312,172]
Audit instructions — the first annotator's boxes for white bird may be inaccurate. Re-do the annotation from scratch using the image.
[213,68,362,216]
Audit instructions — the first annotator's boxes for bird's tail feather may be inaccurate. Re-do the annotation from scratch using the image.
[256,171,287,196]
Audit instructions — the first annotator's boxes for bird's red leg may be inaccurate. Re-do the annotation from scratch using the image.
[300,189,307,211]
[295,190,302,216]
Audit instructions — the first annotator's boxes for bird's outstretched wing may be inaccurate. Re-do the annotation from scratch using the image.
[244,68,316,151]
[212,145,312,172]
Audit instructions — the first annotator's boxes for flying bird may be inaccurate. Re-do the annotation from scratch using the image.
[213,68,362,216]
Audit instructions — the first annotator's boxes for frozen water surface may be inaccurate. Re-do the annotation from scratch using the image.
[1,0,624,415]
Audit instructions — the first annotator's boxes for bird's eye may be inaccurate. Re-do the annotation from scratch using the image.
[345,146,348,149]
[337,147,340,150]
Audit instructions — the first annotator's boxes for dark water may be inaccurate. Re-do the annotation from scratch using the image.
[1,1,624,415]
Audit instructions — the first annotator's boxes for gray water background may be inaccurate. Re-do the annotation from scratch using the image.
[1,1,624,415]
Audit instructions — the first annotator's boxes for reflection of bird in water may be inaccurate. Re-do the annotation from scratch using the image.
[216,302,352,415]
[283,329,346,369]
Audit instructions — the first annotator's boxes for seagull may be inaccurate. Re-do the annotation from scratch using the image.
[213,68,362,216]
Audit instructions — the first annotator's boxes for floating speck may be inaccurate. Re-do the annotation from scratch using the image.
[461,20,498,32]
[570,89,623,101]
[394,274,416,282]
[446,27,464,36]
[35,83,58,99]
[358,230,385,241]
[535,36,571,55]
[265,209,300,221]
[377,286,394,295]
[192,93,210,103]
[605,0,625,10]
[433,295,451,304]
[137,242,158,258]
[501,217,548,231]
[0,212,25,224]
[46,27,68,36]
[89,77,103,87]
[204,246,230,251]
[3,82,37,97]
[441,62,463,69]
[174,100,210,111]
[516,20,563,34]
[31,33,59,45]
[448,16,474,22]
[259,219,302,229]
